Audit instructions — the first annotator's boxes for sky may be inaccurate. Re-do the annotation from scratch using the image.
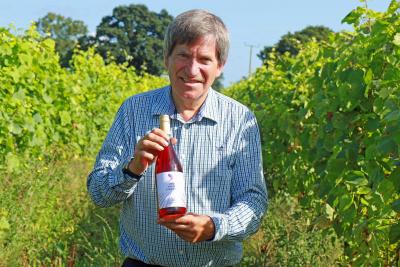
[0,0,392,86]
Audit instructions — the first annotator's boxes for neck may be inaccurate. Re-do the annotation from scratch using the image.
[171,89,209,122]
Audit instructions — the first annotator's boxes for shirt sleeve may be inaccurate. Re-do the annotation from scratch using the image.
[210,111,268,241]
[87,100,139,208]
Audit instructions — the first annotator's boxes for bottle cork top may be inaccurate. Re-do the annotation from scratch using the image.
[159,115,171,135]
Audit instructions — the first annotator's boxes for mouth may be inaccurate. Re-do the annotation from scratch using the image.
[180,77,203,84]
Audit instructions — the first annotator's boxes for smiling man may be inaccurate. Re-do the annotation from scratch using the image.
[87,9,268,267]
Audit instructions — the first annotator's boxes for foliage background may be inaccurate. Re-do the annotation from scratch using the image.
[1,1,400,266]
[224,1,400,265]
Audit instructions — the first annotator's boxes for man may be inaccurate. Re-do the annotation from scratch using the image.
[87,9,268,267]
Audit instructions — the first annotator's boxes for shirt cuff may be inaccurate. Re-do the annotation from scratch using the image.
[109,159,142,192]
[209,213,229,241]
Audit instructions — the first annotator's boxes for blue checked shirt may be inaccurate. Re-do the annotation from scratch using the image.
[87,86,268,267]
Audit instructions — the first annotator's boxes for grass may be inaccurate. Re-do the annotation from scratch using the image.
[240,192,343,267]
[0,155,343,266]
[0,154,122,266]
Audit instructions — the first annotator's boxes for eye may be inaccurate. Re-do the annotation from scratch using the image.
[200,57,212,64]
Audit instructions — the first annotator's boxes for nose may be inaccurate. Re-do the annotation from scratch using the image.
[185,59,200,78]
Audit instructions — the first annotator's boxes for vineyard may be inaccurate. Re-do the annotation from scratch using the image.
[0,26,167,265]
[224,2,400,265]
[0,1,399,267]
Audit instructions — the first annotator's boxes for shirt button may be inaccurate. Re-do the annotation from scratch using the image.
[179,250,184,255]
[181,154,185,160]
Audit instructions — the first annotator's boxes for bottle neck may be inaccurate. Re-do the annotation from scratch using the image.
[159,115,172,140]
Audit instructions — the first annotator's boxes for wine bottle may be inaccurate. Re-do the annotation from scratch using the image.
[155,115,187,219]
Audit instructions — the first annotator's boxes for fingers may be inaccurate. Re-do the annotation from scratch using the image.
[171,137,177,145]
[150,128,170,140]
[159,214,192,224]
[130,127,179,175]
[144,129,170,147]
[158,214,199,243]
[131,128,169,172]
[140,138,165,152]
[161,222,191,232]
[158,214,215,243]
[135,150,157,163]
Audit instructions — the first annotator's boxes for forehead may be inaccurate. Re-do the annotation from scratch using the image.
[174,35,217,55]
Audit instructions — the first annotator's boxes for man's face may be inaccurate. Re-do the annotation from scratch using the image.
[165,35,224,103]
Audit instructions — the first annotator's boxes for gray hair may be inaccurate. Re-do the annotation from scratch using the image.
[164,9,229,65]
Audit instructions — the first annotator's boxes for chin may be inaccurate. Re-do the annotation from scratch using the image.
[181,91,201,100]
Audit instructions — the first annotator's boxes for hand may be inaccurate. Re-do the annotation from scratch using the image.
[129,128,177,175]
[158,213,215,243]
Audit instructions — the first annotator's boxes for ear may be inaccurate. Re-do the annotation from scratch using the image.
[215,63,225,78]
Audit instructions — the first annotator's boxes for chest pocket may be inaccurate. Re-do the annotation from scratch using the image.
[211,138,232,177]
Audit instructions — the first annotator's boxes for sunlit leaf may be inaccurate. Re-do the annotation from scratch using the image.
[393,33,400,46]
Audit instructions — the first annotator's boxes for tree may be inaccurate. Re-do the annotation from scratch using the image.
[36,12,88,67]
[257,26,333,63]
[92,4,173,75]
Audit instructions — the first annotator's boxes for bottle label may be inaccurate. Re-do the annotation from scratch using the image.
[156,171,186,209]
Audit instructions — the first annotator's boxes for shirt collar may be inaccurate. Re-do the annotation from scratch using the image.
[151,86,220,124]
[151,85,177,117]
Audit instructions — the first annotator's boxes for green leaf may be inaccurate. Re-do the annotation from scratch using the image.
[345,171,368,186]
[339,194,353,211]
[12,89,25,101]
[33,113,43,124]
[332,113,348,130]
[383,111,400,124]
[10,71,20,83]
[8,122,22,135]
[0,215,10,242]
[341,7,364,25]
[0,216,10,231]
[392,199,400,213]
[387,167,400,192]
[31,126,46,146]
[388,0,400,14]
[59,111,71,126]
[378,87,390,99]
[376,137,397,155]
[5,153,20,173]
[24,116,35,132]
[366,118,380,132]
[326,158,346,178]
[393,33,400,46]
[365,161,384,185]
[377,180,395,203]
[356,186,371,195]
[43,94,53,104]
[365,144,377,160]
[325,203,335,220]
[364,68,373,85]
[389,223,400,244]
[345,177,369,186]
